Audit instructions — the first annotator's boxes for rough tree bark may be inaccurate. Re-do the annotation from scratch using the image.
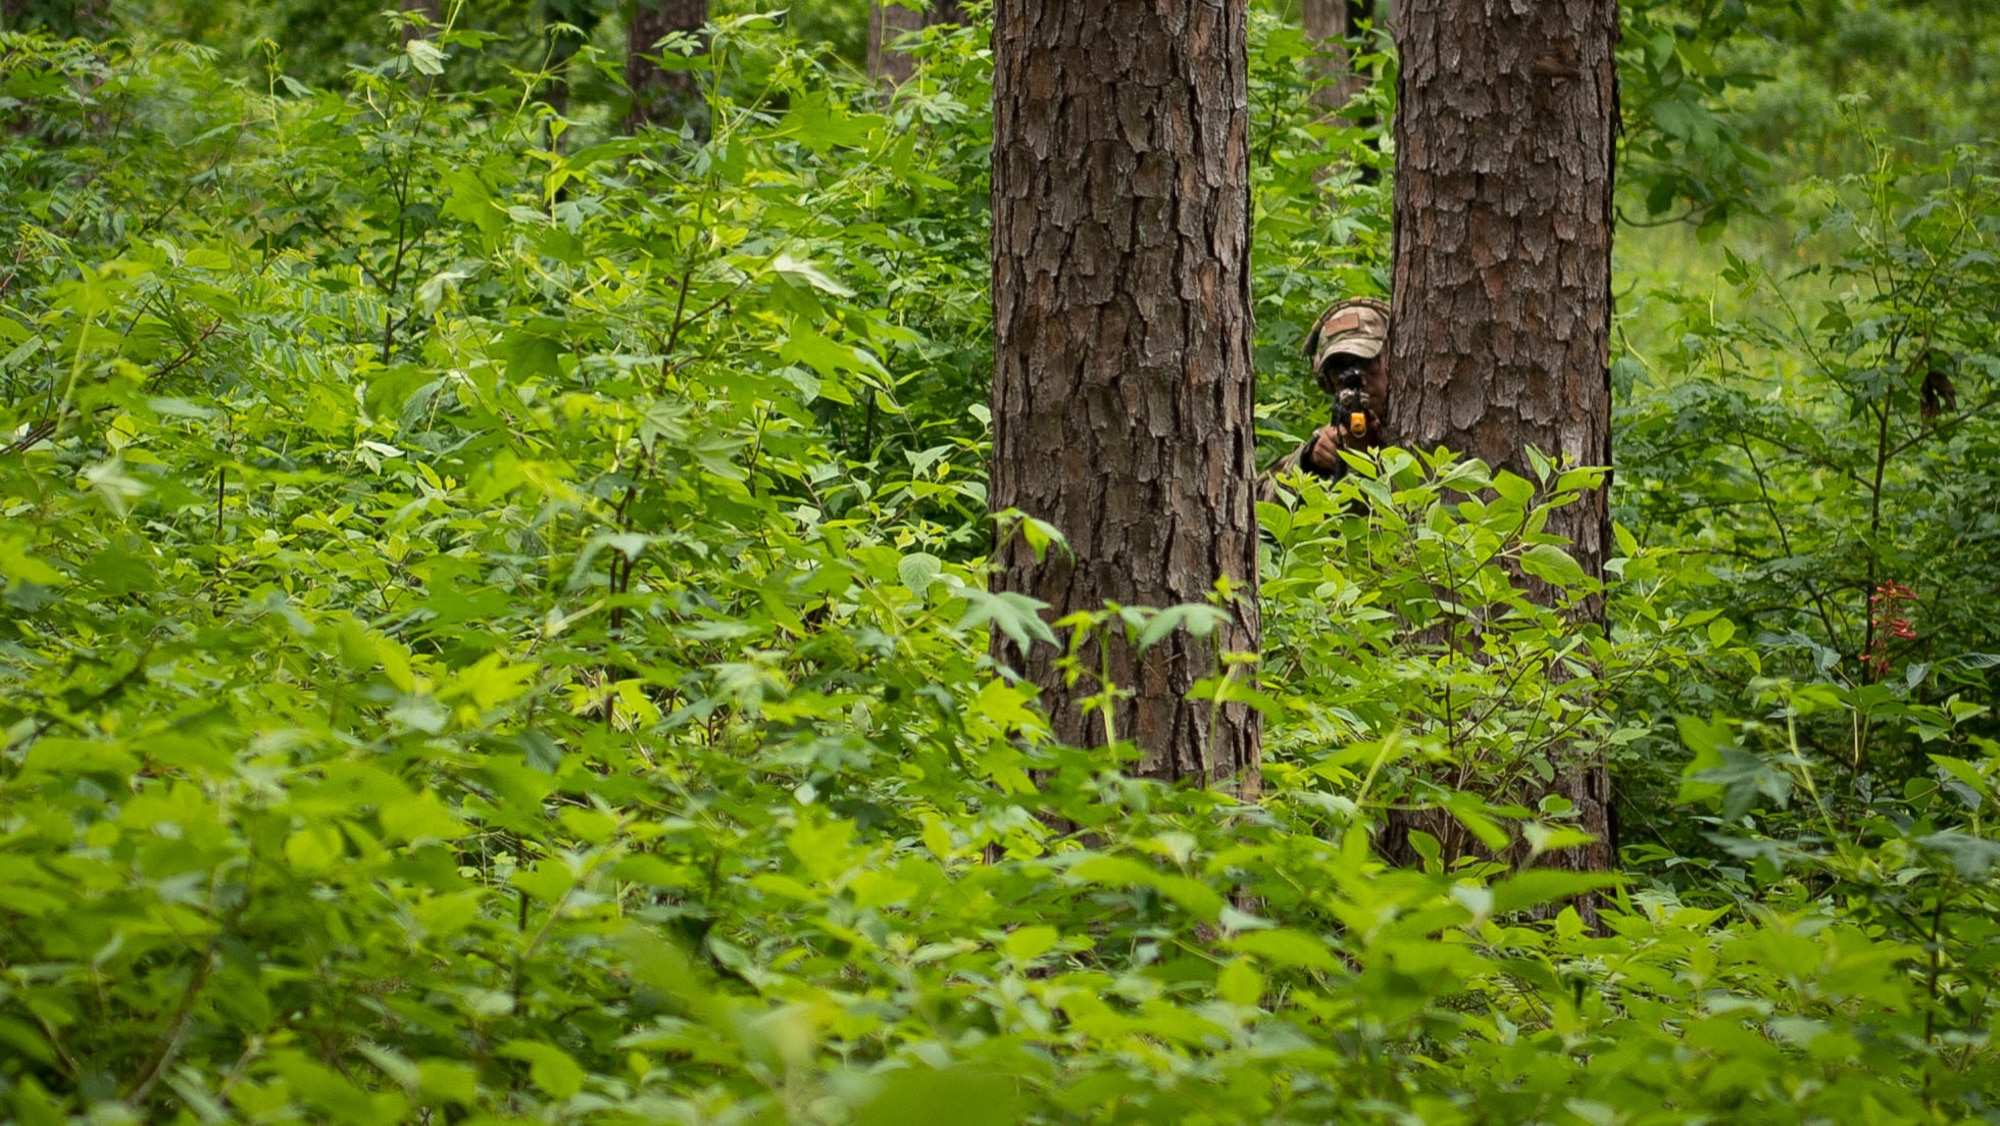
[626,0,706,130]
[1384,0,1620,877]
[867,1,963,85]
[990,0,1262,786]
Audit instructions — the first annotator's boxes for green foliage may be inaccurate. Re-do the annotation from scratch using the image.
[3,8,2000,1126]
[1724,0,2000,175]
[1618,135,2000,786]
[1618,0,1772,233]
[1263,449,1679,863]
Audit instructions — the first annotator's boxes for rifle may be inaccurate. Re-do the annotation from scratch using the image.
[1326,355,1372,443]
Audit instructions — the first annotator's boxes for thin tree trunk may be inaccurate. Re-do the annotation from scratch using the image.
[400,0,441,44]
[868,1,960,85]
[537,0,592,136]
[1383,0,1620,885]
[1301,0,1362,115]
[990,0,1262,787]
[3,0,109,34]
[626,0,706,130]
[868,3,924,85]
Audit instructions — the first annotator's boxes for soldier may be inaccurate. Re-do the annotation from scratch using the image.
[1265,297,1390,490]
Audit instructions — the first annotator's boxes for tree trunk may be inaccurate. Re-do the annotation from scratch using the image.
[626,0,706,130]
[3,0,109,34]
[868,1,962,85]
[537,0,598,127]
[990,0,1262,788]
[1383,0,1620,880]
[400,0,441,44]
[1301,0,1362,115]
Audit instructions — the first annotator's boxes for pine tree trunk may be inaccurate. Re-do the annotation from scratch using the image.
[869,1,964,85]
[400,0,441,44]
[1301,0,1360,115]
[867,2,926,84]
[626,0,706,130]
[990,0,1262,788]
[1384,0,1620,881]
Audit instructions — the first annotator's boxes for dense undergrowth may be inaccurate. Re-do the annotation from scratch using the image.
[3,8,2000,1124]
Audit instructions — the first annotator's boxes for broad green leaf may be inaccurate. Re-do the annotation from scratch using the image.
[1520,543,1587,588]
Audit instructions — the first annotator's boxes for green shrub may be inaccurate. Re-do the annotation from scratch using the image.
[4,15,2000,1126]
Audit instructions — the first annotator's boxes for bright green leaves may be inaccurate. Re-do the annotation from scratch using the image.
[0,533,65,591]
[1000,924,1060,963]
[284,824,346,873]
[777,319,883,405]
[404,38,445,77]
[778,90,884,155]
[438,652,540,713]
[2,13,1998,1126]
[896,551,942,597]
[1519,542,1588,588]
[1488,870,1624,914]
[381,792,468,843]
[497,1041,586,1100]
[953,588,1057,653]
[1227,928,1339,972]
[1069,854,1225,922]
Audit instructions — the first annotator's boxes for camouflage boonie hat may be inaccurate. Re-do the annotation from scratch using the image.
[1301,297,1390,388]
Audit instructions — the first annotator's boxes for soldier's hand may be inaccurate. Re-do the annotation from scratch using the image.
[1305,424,1346,473]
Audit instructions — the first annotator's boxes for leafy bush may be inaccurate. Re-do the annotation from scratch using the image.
[4,13,2000,1126]
[1617,134,2000,790]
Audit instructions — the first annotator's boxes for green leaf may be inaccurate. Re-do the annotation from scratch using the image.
[897,552,941,597]
[497,1041,585,1100]
[1002,925,1059,962]
[1492,471,1536,506]
[0,533,66,588]
[406,39,446,75]
[954,588,1056,652]
[853,1065,1024,1126]
[81,457,149,518]
[416,1061,478,1107]
[1488,870,1622,914]
[1135,603,1229,651]
[1228,928,1337,971]
[285,825,346,873]
[1519,543,1587,588]
[381,793,466,843]
[1217,958,1264,1007]
[770,253,855,298]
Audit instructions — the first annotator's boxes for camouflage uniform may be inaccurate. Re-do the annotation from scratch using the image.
[1262,297,1391,497]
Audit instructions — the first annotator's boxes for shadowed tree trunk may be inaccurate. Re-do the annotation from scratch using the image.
[990,0,1262,787]
[3,0,108,34]
[626,0,705,130]
[868,1,963,85]
[1383,0,1620,884]
[1302,0,1364,115]
[536,0,598,126]
[400,0,441,44]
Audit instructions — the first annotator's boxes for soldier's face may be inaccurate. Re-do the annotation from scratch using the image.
[1360,355,1388,405]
